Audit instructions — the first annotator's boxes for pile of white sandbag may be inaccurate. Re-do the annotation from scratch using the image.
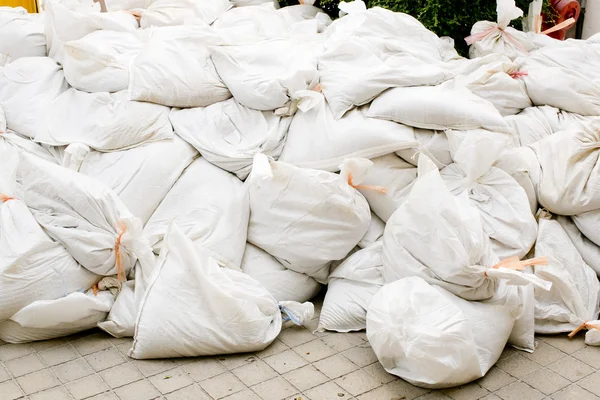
[2,0,600,389]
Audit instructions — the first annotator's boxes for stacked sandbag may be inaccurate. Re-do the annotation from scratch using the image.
[0,7,46,61]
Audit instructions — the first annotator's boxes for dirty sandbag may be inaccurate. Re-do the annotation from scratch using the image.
[367,276,515,388]
[278,91,417,172]
[19,153,152,278]
[318,241,385,333]
[0,57,68,139]
[247,154,371,283]
[170,99,290,180]
[144,157,249,270]
[129,222,313,359]
[0,7,46,60]
[0,149,98,322]
[62,30,142,93]
[241,243,322,303]
[396,129,453,169]
[36,89,173,151]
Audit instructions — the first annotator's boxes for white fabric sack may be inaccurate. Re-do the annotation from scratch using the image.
[211,35,323,111]
[557,215,600,276]
[170,99,290,180]
[105,0,147,11]
[0,149,98,321]
[505,106,560,146]
[367,83,512,133]
[129,26,231,108]
[441,131,537,259]
[367,276,515,389]
[319,40,454,119]
[139,0,230,28]
[358,213,384,248]
[383,155,547,300]
[279,91,417,171]
[213,3,290,40]
[62,30,142,93]
[231,0,278,6]
[0,57,68,139]
[1,130,60,165]
[318,241,384,332]
[0,7,46,60]
[144,157,249,270]
[130,222,312,359]
[493,146,541,214]
[521,43,600,116]
[573,209,600,250]
[247,154,371,283]
[467,0,533,60]
[36,89,173,151]
[454,58,531,116]
[532,212,600,334]
[45,0,138,65]
[529,118,600,215]
[396,129,452,169]
[0,290,114,343]
[0,104,5,133]
[20,153,151,278]
[73,136,197,224]
[354,154,416,223]
[241,243,321,303]
[583,322,600,346]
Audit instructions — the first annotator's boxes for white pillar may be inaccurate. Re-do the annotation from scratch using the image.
[583,0,600,39]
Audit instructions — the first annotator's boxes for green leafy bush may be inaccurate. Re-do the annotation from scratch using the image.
[277,0,556,55]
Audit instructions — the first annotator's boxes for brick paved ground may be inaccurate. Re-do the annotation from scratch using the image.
[1,297,599,400]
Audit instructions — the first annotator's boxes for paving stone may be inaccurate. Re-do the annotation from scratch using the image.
[362,362,397,385]
[113,379,161,400]
[279,327,318,348]
[0,364,10,383]
[313,354,358,380]
[522,369,571,395]
[283,365,329,392]
[149,368,194,394]
[231,359,277,387]
[496,382,546,400]
[551,384,600,400]
[443,383,489,400]
[304,381,352,400]
[571,346,600,369]
[497,353,542,379]
[199,372,245,399]
[218,354,258,370]
[264,350,309,374]
[16,369,59,395]
[478,367,516,392]
[341,346,378,368]
[66,374,110,400]
[132,359,178,378]
[0,344,32,362]
[547,356,595,382]
[252,376,298,400]
[356,379,429,400]
[523,342,566,366]
[182,358,227,382]
[29,386,72,400]
[87,393,120,400]
[164,383,211,400]
[4,354,45,377]
[320,334,358,353]
[71,334,113,356]
[0,380,24,400]
[335,369,381,396]
[578,372,600,397]
[540,336,586,355]
[223,388,262,400]
[293,339,337,363]
[38,344,78,367]
[99,363,144,389]
[85,348,126,372]
[51,358,94,383]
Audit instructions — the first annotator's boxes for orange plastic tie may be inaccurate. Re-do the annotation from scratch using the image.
[568,321,588,339]
[92,283,99,296]
[114,221,127,283]
[347,174,388,194]
[509,71,528,79]
[465,26,529,55]
[0,194,15,203]
[311,83,323,93]
[541,18,576,36]
[485,256,548,276]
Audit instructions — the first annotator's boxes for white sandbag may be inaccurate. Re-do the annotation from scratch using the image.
[0,130,60,165]
[521,43,600,116]
[247,154,371,283]
[454,58,531,116]
[441,131,537,259]
[20,153,151,278]
[105,0,147,11]
[367,83,512,133]
[493,146,541,214]
[532,212,600,334]
[129,26,231,108]
[319,40,453,119]
[130,222,312,359]
[36,89,173,151]
[74,136,197,224]
[354,154,416,223]
[0,7,46,60]
[211,35,323,111]
[0,104,5,133]
[62,30,142,93]
[213,3,290,40]
[170,99,290,180]
[278,91,417,171]
[367,276,515,389]
[139,0,230,28]
[556,215,600,276]
[45,0,138,64]
[0,290,114,343]
[358,213,384,248]
[241,243,321,303]
[0,149,98,322]
[575,321,600,346]
[529,118,600,215]
[573,209,600,249]
[144,157,249,270]
[505,106,560,146]
[396,129,452,169]
[467,0,533,60]
[318,241,384,332]
[231,0,278,6]
[383,155,547,300]
[0,57,68,138]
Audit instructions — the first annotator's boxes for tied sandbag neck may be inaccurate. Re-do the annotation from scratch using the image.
[568,321,600,339]
[0,194,15,203]
[509,71,528,79]
[485,256,549,276]
[346,173,388,194]
[115,221,128,283]
[465,26,529,55]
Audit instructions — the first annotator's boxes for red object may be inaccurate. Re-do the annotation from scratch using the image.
[542,0,581,40]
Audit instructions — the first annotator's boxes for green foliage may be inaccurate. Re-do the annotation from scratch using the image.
[278,0,556,56]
